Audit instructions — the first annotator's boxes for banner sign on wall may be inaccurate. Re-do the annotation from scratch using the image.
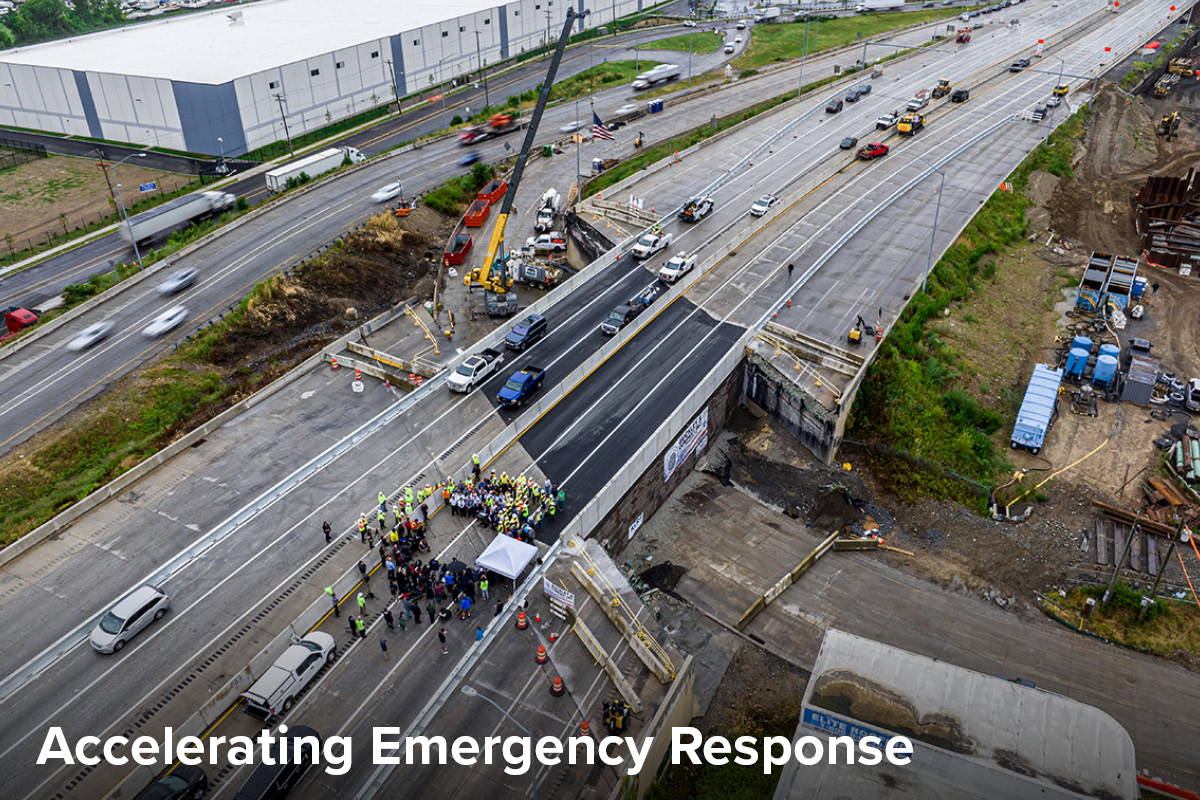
[663,407,708,483]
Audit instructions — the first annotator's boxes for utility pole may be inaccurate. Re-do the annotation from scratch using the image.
[273,93,294,157]
[94,149,118,213]
[474,31,490,108]
[385,59,400,108]
[1139,518,1187,621]
[546,10,553,58]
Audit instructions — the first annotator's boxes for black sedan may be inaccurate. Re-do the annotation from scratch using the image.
[1009,58,1031,72]
[135,765,207,800]
[839,136,859,150]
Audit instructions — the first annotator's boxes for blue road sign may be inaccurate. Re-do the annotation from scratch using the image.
[138,181,157,193]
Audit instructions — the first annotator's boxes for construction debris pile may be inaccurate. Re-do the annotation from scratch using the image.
[1134,170,1200,273]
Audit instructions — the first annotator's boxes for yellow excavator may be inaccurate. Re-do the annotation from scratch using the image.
[464,7,587,315]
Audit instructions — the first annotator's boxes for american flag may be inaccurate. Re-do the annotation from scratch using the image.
[592,111,615,141]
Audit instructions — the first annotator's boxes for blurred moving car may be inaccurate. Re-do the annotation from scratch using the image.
[142,305,190,338]
[67,320,114,351]
[369,181,404,203]
[134,765,207,800]
[157,268,198,295]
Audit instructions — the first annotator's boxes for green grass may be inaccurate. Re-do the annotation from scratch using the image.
[421,162,496,216]
[733,9,942,70]
[549,61,660,103]
[638,31,722,53]
[0,366,232,545]
[1053,582,1200,655]
[847,106,1092,499]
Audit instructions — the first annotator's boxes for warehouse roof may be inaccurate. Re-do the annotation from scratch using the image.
[0,0,501,83]
[774,629,1137,800]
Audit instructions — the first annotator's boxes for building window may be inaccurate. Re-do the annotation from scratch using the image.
[514,10,519,15]
[310,68,320,76]
[268,80,278,89]
[484,17,490,24]
[371,50,379,58]
[459,26,465,32]
[336,61,345,69]
[536,3,540,7]
[414,38,420,45]
[442,30,448,37]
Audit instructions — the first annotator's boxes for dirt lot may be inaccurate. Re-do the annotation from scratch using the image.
[0,154,193,248]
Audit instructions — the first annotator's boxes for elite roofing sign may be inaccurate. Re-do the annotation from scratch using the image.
[663,407,708,483]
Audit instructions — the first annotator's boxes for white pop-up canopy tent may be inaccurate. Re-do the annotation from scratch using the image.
[475,535,538,581]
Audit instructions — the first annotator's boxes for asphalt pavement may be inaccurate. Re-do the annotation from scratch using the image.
[0,0,1188,797]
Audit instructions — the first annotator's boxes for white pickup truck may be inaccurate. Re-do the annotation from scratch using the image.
[241,632,335,722]
[447,348,506,393]
[525,232,568,252]
[658,251,697,283]
[632,230,674,259]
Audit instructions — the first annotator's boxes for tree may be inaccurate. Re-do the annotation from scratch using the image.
[0,23,14,49]
[7,0,126,47]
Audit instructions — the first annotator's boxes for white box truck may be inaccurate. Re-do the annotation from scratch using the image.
[631,64,682,90]
[856,0,904,10]
[121,190,236,247]
[264,145,366,193]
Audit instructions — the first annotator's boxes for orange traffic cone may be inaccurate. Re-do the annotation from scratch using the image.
[331,357,339,370]
[534,612,541,624]
[550,676,565,696]
[355,368,362,381]
[580,720,592,737]
[549,630,557,643]
[516,611,528,630]
[536,645,547,664]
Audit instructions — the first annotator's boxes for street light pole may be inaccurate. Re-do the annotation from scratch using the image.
[474,31,490,108]
[911,154,945,295]
[799,16,810,94]
[575,96,581,190]
[108,152,147,270]
[1044,55,1065,144]
[461,686,537,800]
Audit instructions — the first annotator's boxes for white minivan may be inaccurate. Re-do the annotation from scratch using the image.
[90,585,170,653]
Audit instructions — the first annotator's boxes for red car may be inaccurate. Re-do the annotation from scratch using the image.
[856,142,889,161]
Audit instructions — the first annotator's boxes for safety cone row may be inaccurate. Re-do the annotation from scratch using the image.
[550,676,565,696]
[516,611,528,630]
[536,645,547,664]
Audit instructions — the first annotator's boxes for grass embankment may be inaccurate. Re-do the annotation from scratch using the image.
[461,62,661,129]
[421,162,496,216]
[638,31,722,53]
[0,213,434,545]
[847,107,1091,506]
[732,9,942,70]
[1049,582,1200,656]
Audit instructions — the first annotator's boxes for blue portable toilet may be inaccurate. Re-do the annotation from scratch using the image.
[1093,355,1118,387]
[1132,277,1148,300]
[1066,347,1089,378]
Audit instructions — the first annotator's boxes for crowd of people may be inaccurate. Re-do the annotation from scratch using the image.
[445,467,566,545]
[328,462,567,638]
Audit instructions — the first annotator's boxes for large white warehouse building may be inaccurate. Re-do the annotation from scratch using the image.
[0,0,642,156]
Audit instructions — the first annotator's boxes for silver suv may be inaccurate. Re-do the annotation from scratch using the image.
[90,585,170,653]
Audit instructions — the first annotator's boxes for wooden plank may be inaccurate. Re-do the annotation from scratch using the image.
[1131,527,1143,572]
[1147,534,1159,576]
[1114,524,1126,568]
[1095,520,1108,565]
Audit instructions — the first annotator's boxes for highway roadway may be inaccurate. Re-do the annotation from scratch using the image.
[0,18,725,312]
[0,0,1187,797]
[0,11,954,458]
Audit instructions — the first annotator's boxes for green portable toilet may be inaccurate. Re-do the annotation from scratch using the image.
[542,144,553,157]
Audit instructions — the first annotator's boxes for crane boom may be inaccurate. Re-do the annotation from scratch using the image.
[466,6,587,293]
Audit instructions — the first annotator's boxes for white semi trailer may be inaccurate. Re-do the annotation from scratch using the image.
[263,145,366,193]
[120,190,236,247]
